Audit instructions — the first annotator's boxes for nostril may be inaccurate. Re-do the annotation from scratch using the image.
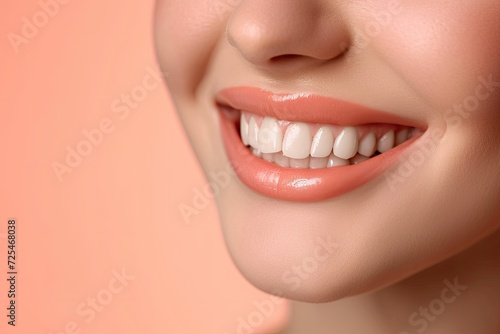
[270,54,302,62]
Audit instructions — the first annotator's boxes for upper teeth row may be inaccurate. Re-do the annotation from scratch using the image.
[240,114,412,160]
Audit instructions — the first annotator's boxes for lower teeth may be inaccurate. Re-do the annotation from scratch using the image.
[248,133,410,169]
[250,148,378,168]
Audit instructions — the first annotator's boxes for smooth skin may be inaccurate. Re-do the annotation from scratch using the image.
[154,1,500,333]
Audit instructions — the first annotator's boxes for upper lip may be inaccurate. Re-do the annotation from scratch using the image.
[215,86,425,128]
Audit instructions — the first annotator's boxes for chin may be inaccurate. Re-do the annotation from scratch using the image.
[216,189,500,303]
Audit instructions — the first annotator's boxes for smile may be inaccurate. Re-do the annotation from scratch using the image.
[216,87,427,201]
[240,112,418,168]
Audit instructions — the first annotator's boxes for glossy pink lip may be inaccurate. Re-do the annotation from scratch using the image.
[215,86,425,202]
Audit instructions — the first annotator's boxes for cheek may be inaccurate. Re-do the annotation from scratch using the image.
[371,1,500,110]
[154,0,233,95]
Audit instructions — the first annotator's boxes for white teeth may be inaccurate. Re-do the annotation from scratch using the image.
[273,153,290,167]
[251,148,262,158]
[333,126,359,159]
[282,123,312,159]
[350,154,369,165]
[396,129,409,145]
[240,112,416,168]
[310,157,329,169]
[377,130,395,153]
[310,126,334,158]
[290,157,310,168]
[240,115,249,146]
[258,117,283,153]
[248,117,260,149]
[358,132,376,157]
[262,153,274,162]
[327,153,350,167]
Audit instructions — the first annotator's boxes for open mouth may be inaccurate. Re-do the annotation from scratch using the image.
[239,112,419,168]
[216,87,426,202]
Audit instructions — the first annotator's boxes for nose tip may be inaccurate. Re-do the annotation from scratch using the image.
[226,0,350,69]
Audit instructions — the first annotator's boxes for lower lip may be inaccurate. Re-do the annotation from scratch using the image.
[219,109,420,202]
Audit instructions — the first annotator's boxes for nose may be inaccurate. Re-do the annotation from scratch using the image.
[226,0,351,70]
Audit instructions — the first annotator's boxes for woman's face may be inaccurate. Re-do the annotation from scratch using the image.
[154,0,500,302]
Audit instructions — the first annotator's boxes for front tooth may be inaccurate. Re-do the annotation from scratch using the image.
[350,154,369,165]
[258,117,283,153]
[240,114,249,146]
[251,148,262,158]
[262,153,274,162]
[358,132,376,157]
[310,157,328,169]
[327,153,350,167]
[396,128,409,145]
[248,117,259,149]
[377,130,395,153]
[333,126,359,159]
[282,123,312,159]
[273,153,290,167]
[310,126,334,158]
[290,157,310,168]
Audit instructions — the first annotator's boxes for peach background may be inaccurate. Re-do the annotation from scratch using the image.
[0,1,288,333]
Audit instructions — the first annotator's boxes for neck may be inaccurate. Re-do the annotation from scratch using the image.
[284,230,500,334]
